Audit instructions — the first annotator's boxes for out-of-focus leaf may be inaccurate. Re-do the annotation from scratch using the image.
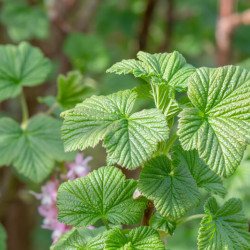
[0,115,74,183]
[0,42,51,102]
[57,71,97,109]
[63,33,110,74]
[0,2,49,42]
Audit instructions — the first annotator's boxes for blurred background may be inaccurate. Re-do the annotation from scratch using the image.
[0,0,250,249]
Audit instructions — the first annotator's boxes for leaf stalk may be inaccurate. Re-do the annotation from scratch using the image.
[176,214,205,226]
[20,90,29,128]
[102,217,110,230]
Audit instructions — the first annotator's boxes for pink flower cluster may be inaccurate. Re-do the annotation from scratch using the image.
[31,153,92,243]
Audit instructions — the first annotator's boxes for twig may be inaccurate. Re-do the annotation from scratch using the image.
[138,0,157,51]
[141,201,155,226]
[216,0,250,65]
[160,0,174,52]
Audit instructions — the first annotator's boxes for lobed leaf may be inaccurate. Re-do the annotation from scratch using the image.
[107,51,195,91]
[51,227,107,250]
[138,155,200,219]
[61,89,168,169]
[0,115,72,183]
[57,166,147,227]
[149,212,176,236]
[178,66,250,177]
[0,42,51,102]
[57,71,97,110]
[198,197,250,250]
[105,226,165,249]
[0,2,49,42]
[172,145,226,197]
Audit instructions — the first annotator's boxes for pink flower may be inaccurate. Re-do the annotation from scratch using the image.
[66,153,92,180]
[31,153,93,243]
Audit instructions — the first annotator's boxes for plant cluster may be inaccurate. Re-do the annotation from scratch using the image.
[0,42,249,249]
[55,51,250,249]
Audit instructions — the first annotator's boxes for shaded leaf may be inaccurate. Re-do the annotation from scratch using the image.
[149,212,176,236]
[198,197,250,250]
[105,226,165,249]
[57,71,97,109]
[138,155,200,219]
[172,145,226,197]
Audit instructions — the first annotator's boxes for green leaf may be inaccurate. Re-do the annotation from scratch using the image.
[172,145,226,197]
[138,155,200,219]
[198,197,250,250]
[107,51,195,90]
[149,212,176,236]
[62,89,168,169]
[51,228,84,250]
[86,229,113,250]
[0,42,51,102]
[57,166,147,227]
[105,226,165,249]
[134,84,181,119]
[151,85,181,119]
[57,71,97,110]
[0,224,6,250]
[0,2,49,42]
[178,66,250,177]
[0,115,71,183]
[51,227,107,250]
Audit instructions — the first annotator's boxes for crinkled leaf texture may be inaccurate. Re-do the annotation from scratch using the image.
[0,115,71,183]
[138,155,200,219]
[51,226,107,250]
[172,145,226,197]
[105,226,164,250]
[57,71,97,110]
[61,89,168,169]
[178,66,250,177]
[57,166,147,227]
[149,212,176,236]
[0,42,51,102]
[134,84,181,120]
[198,197,250,250]
[107,51,195,91]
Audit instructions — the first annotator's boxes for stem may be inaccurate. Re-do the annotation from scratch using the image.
[20,91,29,128]
[163,132,178,155]
[176,214,205,226]
[141,201,155,226]
[45,102,59,115]
[102,218,110,230]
